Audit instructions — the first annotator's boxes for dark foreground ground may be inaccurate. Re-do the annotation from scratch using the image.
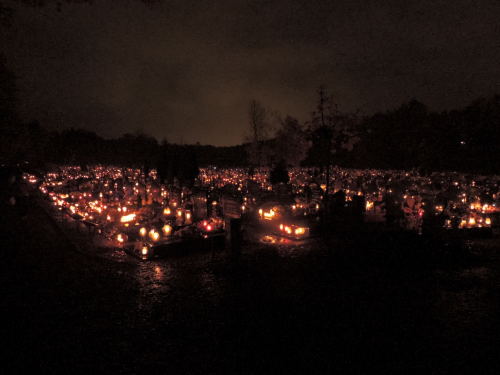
[2,199,500,374]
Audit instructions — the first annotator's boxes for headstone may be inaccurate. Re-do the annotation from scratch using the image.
[230,218,242,254]
[221,195,241,219]
[192,192,208,220]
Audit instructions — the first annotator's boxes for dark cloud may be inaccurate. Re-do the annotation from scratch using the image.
[2,0,500,145]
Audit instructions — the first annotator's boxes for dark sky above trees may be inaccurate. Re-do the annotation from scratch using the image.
[2,0,500,146]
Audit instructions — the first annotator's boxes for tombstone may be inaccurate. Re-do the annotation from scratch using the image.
[310,184,322,202]
[332,189,346,215]
[221,195,241,219]
[229,218,242,254]
[192,191,208,220]
[275,183,291,200]
[247,179,260,196]
[351,194,365,225]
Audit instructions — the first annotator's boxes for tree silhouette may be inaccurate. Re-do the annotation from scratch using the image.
[245,99,270,168]
[307,85,358,195]
[269,159,289,186]
[274,116,309,167]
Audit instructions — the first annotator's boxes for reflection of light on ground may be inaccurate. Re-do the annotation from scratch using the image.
[136,262,173,302]
[137,262,173,288]
[107,248,129,262]
[154,265,164,281]
[134,261,175,319]
[260,234,307,246]
[258,234,313,258]
[261,235,278,244]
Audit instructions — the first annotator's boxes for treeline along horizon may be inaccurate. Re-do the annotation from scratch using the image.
[1,96,500,175]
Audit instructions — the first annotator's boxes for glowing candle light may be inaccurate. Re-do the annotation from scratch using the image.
[149,229,160,241]
[120,213,136,223]
[162,224,172,236]
[294,227,306,235]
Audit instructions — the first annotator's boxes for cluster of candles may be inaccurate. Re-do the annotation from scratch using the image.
[24,165,500,250]
[445,201,495,229]
[200,167,271,191]
[256,204,315,239]
[200,166,499,231]
[277,223,309,239]
[26,166,224,254]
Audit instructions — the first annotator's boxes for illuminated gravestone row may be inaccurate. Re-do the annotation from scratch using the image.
[27,166,224,259]
[200,166,498,233]
[24,166,500,258]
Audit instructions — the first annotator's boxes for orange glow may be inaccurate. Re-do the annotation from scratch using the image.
[185,211,192,224]
[262,208,277,220]
[117,234,124,243]
[149,229,160,241]
[163,207,171,215]
[120,213,136,223]
[141,246,148,256]
[470,202,483,211]
[139,227,147,236]
[162,224,172,236]
[263,211,275,219]
[294,227,306,235]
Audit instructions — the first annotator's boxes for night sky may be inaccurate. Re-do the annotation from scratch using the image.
[2,0,500,145]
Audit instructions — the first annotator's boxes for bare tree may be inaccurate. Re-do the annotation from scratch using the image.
[245,99,269,168]
[309,85,358,196]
